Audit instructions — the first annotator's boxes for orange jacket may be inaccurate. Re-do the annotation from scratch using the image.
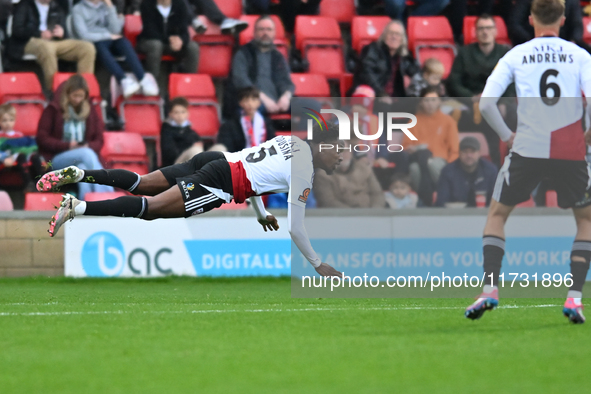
[402,110,459,162]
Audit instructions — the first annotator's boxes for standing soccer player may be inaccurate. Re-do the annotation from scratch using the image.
[37,124,344,278]
[465,0,591,323]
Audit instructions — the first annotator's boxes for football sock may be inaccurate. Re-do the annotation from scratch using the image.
[568,240,591,294]
[483,236,505,287]
[81,169,141,192]
[84,196,148,218]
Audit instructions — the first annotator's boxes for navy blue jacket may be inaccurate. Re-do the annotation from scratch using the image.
[436,158,498,207]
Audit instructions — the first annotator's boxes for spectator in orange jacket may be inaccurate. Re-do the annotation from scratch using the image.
[402,86,459,205]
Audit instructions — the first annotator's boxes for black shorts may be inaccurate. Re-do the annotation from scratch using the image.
[494,152,590,209]
[159,151,233,217]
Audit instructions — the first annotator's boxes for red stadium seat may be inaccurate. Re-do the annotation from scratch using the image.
[83,191,128,202]
[319,0,356,24]
[238,15,289,59]
[295,16,345,80]
[407,17,457,78]
[217,201,248,210]
[583,17,591,45]
[0,191,14,211]
[24,192,64,211]
[291,73,330,97]
[193,17,234,77]
[546,190,558,208]
[0,73,46,136]
[213,0,242,19]
[100,132,150,175]
[351,16,391,54]
[117,95,164,167]
[459,132,490,160]
[168,73,221,140]
[463,16,510,46]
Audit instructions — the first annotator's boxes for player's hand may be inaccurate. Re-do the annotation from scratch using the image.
[585,129,591,146]
[41,30,53,40]
[169,36,183,52]
[315,263,342,277]
[258,214,279,232]
[52,25,64,38]
[506,132,516,149]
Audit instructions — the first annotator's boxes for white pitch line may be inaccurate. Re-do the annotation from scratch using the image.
[0,304,562,317]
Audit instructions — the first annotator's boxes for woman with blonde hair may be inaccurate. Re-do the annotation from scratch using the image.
[350,20,420,99]
[36,74,114,199]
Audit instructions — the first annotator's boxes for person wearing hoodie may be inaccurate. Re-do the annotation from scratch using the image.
[136,0,199,80]
[160,97,204,167]
[72,0,159,98]
[36,74,114,199]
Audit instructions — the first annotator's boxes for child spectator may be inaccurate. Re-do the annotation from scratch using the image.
[161,97,203,166]
[0,104,44,187]
[407,58,447,98]
[384,173,418,209]
[216,87,275,153]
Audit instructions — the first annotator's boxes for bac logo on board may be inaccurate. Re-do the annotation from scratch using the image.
[81,232,125,277]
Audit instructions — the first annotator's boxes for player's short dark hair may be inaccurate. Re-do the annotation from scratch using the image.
[476,13,495,26]
[169,97,189,111]
[419,86,440,98]
[531,0,565,26]
[310,121,340,144]
[237,86,260,101]
[389,173,411,187]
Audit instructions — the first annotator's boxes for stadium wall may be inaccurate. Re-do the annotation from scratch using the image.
[0,212,64,277]
[0,208,577,278]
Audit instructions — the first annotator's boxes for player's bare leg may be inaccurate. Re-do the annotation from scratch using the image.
[465,199,514,320]
[37,166,171,196]
[563,206,591,323]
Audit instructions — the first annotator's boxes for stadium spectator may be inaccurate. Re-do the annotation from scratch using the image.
[7,0,96,89]
[384,173,418,209]
[350,20,420,100]
[435,136,497,207]
[161,97,203,167]
[447,0,513,42]
[509,0,587,48]
[403,87,459,206]
[72,0,159,98]
[223,15,295,118]
[278,0,321,34]
[313,144,386,208]
[136,0,200,81]
[447,14,514,166]
[406,58,447,97]
[0,104,44,188]
[186,0,248,34]
[36,75,113,200]
[378,0,450,22]
[216,87,275,153]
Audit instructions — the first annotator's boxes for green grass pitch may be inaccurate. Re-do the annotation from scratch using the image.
[0,276,588,393]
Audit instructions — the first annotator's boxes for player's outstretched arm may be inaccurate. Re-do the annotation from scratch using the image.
[288,202,343,277]
[249,196,279,232]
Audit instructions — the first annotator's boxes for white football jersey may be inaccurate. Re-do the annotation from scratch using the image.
[483,37,591,160]
[223,136,314,207]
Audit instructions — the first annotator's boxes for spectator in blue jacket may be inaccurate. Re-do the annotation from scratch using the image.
[436,136,498,207]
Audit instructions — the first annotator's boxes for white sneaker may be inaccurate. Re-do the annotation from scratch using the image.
[220,18,248,34]
[139,73,159,96]
[192,17,207,34]
[121,76,140,98]
[48,193,81,237]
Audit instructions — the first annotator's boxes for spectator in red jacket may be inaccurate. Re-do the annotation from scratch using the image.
[36,74,113,199]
